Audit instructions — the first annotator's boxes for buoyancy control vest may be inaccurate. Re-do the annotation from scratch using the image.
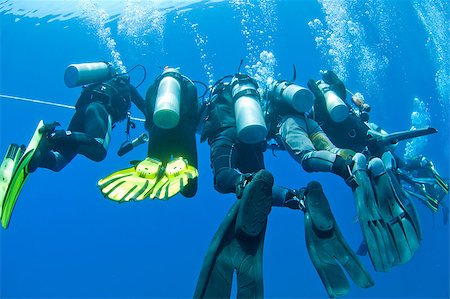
[308,71,370,152]
[200,83,236,142]
[75,76,132,123]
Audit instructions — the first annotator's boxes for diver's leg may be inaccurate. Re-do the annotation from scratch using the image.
[209,127,244,195]
[176,123,198,198]
[48,102,110,162]
[147,126,172,163]
[278,115,351,181]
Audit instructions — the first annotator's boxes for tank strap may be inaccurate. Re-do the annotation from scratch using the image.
[232,88,260,103]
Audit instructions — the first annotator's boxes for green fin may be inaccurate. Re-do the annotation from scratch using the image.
[150,157,199,200]
[0,144,25,216]
[351,153,396,272]
[431,167,449,193]
[1,120,45,229]
[369,157,421,265]
[304,181,374,297]
[98,157,162,202]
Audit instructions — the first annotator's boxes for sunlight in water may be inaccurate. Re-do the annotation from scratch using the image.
[404,97,431,161]
[413,0,450,114]
[231,0,278,91]
[176,13,216,87]
[78,0,127,74]
[308,0,388,94]
[0,0,214,22]
[118,0,166,52]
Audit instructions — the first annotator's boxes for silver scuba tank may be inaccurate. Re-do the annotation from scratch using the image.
[270,80,314,113]
[231,75,267,144]
[64,62,116,88]
[153,68,182,129]
[317,81,349,123]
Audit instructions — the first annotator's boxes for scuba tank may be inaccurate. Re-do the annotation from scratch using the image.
[64,62,116,88]
[153,68,182,130]
[317,81,349,123]
[231,74,267,144]
[270,80,314,113]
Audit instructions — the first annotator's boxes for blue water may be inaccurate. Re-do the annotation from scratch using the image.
[0,1,449,298]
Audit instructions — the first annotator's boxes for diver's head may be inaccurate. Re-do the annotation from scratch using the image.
[162,66,181,74]
[351,92,371,112]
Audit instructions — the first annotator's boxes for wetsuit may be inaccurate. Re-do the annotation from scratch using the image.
[144,71,199,198]
[267,88,355,182]
[37,76,146,171]
[194,81,301,298]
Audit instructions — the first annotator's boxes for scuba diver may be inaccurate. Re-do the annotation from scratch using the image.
[309,70,447,219]
[194,72,373,298]
[265,77,356,184]
[266,71,423,273]
[98,67,199,202]
[397,155,449,220]
[0,61,147,229]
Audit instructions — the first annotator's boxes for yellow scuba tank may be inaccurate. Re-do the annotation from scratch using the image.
[317,81,349,123]
[64,62,116,88]
[153,67,182,129]
[270,80,314,113]
[231,75,267,144]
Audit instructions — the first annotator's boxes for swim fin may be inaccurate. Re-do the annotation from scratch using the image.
[304,181,374,298]
[98,157,162,202]
[368,156,421,265]
[194,169,273,299]
[367,127,437,148]
[428,163,449,193]
[350,153,396,272]
[150,157,199,200]
[0,144,25,216]
[404,188,439,212]
[1,120,46,229]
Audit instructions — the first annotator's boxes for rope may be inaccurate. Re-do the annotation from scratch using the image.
[0,94,145,122]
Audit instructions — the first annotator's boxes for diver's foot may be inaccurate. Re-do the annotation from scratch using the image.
[27,122,57,173]
[235,169,274,238]
[285,189,305,210]
[38,121,60,135]
[27,138,50,173]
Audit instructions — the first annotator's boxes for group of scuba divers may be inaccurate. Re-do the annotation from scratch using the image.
[0,60,448,298]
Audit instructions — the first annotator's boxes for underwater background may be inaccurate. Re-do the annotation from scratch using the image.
[0,0,449,298]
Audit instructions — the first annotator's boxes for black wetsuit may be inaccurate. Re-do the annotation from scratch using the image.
[145,72,199,198]
[196,81,296,298]
[38,76,146,171]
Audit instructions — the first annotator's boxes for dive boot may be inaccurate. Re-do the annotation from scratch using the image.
[98,157,162,202]
[150,157,199,200]
[1,120,46,229]
[369,154,421,265]
[304,181,374,298]
[351,153,395,272]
